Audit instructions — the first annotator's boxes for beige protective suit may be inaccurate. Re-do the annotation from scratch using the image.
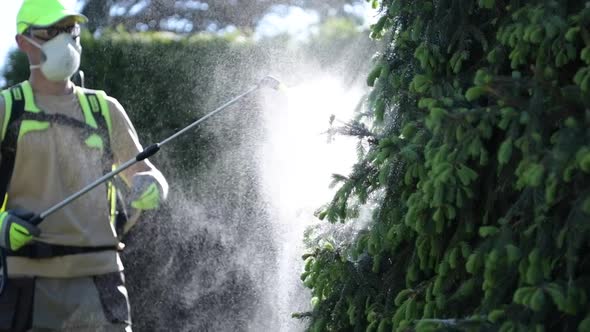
[0,83,167,331]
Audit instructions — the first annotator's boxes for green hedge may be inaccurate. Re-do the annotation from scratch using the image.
[302,0,590,331]
[5,30,269,186]
[3,22,375,185]
[2,23,377,330]
[3,30,271,330]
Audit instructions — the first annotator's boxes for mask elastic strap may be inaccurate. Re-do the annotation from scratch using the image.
[21,35,44,70]
[21,34,43,49]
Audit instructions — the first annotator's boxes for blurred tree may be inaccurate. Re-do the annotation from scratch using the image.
[82,0,365,33]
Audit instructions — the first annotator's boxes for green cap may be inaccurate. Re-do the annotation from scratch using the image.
[16,0,88,34]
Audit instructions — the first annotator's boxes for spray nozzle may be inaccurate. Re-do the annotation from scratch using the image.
[258,75,285,91]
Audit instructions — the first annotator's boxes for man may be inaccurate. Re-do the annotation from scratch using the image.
[0,0,168,331]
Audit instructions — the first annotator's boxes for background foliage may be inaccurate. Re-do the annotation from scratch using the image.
[300,0,590,331]
[82,0,364,33]
[3,21,373,185]
[2,20,375,330]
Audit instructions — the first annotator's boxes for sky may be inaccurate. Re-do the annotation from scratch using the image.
[0,1,378,84]
[0,1,22,74]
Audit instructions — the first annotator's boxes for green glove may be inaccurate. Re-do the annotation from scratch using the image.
[0,209,41,251]
[129,174,162,210]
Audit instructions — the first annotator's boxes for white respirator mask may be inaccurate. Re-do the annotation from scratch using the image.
[23,33,82,82]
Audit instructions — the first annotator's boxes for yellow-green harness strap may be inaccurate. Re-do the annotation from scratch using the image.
[0,89,13,213]
[77,89,117,225]
[0,82,116,224]
[1,90,13,141]
[0,84,27,213]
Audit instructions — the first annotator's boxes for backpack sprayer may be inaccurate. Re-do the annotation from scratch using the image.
[0,75,283,294]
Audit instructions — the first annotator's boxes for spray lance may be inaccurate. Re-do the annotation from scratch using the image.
[0,75,284,295]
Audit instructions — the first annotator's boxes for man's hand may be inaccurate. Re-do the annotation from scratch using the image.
[0,209,40,251]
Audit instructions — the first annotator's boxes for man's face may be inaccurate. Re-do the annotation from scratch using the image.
[16,16,81,65]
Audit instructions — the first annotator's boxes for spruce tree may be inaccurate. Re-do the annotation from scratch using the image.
[299,0,590,331]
